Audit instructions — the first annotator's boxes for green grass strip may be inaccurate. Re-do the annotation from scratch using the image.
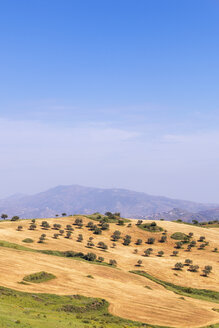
[0,240,114,268]
[131,270,219,303]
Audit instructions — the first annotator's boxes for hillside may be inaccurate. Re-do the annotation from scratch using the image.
[0,215,218,327]
[0,185,217,219]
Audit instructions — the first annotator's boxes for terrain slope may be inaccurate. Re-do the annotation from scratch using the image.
[0,216,218,327]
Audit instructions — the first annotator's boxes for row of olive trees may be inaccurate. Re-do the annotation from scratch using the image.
[174,261,213,276]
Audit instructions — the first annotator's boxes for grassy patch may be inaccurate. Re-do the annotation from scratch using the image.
[84,214,130,224]
[0,286,169,328]
[131,270,219,303]
[23,271,56,284]
[138,222,163,232]
[170,232,189,241]
[22,238,34,243]
[0,240,36,252]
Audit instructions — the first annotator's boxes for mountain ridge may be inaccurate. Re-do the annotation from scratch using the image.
[146,207,219,222]
[0,184,218,219]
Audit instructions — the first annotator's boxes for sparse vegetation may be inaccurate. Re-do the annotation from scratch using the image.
[123,235,131,246]
[22,238,34,243]
[171,232,189,241]
[0,215,218,328]
[111,230,121,241]
[23,271,56,283]
[147,237,155,244]
[174,262,184,270]
[138,221,163,232]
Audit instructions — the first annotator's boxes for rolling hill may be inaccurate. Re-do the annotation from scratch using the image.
[0,214,218,327]
[0,184,218,219]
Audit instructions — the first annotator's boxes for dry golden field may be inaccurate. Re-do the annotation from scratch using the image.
[0,216,218,328]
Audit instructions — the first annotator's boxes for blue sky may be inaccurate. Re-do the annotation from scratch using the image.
[0,0,219,202]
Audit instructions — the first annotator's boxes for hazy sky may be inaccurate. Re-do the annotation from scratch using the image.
[0,0,219,202]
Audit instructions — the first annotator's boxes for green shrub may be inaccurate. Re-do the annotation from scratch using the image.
[171,232,189,241]
[23,271,56,283]
[22,238,34,243]
[138,222,163,232]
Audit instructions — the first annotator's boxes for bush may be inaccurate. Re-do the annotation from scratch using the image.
[53,223,61,230]
[22,238,34,243]
[77,234,83,242]
[23,271,56,283]
[97,241,108,250]
[202,265,212,277]
[100,222,109,230]
[136,220,143,225]
[74,218,83,227]
[175,241,183,249]
[144,248,152,257]
[11,216,19,221]
[123,235,131,246]
[147,237,155,244]
[187,245,192,252]
[184,259,192,266]
[87,221,94,229]
[94,227,102,235]
[137,260,142,266]
[171,232,189,241]
[66,225,73,231]
[84,252,97,261]
[98,256,104,262]
[159,235,167,243]
[139,222,163,232]
[174,262,184,270]
[29,224,36,230]
[111,230,121,241]
[65,231,72,239]
[190,240,196,247]
[109,259,117,266]
[188,265,199,272]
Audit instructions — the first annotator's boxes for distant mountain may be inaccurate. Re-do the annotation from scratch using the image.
[146,207,219,222]
[198,208,219,221]
[0,185,218,219]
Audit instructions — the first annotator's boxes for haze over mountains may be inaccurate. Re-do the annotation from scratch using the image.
[0,185,218,220]
[147,207,219,223]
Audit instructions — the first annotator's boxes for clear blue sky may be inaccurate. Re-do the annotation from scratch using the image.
[0,0,219,203]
